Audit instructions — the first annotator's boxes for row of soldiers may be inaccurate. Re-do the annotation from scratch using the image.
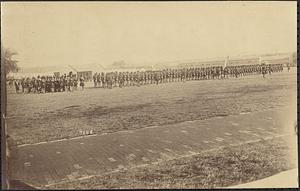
[14,73,85,94]
[12,63,284,93]
[93,63,284,88]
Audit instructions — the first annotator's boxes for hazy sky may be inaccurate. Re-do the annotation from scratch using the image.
[2,1,297,69]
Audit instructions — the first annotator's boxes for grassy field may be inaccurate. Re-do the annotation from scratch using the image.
[7,70,296,146]
[7,69,297,189]
[48,136,297,189]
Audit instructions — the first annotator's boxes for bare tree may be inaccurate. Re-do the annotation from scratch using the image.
[1,47,19,75]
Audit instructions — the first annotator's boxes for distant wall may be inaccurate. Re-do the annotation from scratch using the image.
[176,54,291,68]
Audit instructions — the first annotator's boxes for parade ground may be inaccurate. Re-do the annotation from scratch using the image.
[7,68,297,189]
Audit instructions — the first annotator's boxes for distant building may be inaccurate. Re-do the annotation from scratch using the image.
[228,58,259,66]
[262,54,290,66]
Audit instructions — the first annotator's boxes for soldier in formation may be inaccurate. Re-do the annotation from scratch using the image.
[13,63,284,93]
[13,72,79,94]
[91,63,284,89]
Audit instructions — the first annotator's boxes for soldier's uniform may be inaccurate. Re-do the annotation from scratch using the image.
[154,71,159,85]
[119,72,124,88]
[101,73,106,88]
[268,64,272,75]
[124,72,129,86]
[74,77,78,90]
[114,72,118,87]
[14,80,20,93]
[97,74,101,87]
[93,73,97,87]
[261,63,267,78]
[80,77,85,90]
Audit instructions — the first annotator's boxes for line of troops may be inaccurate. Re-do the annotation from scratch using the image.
[13,72,85,94]
[12,63,284,93]
[93,63,284,89]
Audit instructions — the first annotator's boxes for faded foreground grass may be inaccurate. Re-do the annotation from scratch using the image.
[48,137,296,189]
